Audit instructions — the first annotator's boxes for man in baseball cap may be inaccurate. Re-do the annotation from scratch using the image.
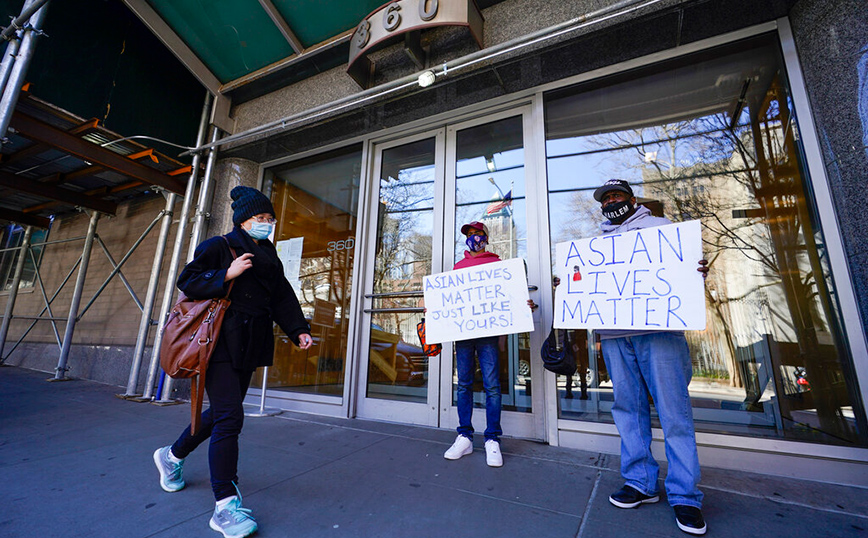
[442,219,539,467]
[593,178,634,202]
[589,178,710,535]
[444,219,504,467]
[594,179,637,224]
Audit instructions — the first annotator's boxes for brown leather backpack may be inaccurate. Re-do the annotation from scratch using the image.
[160,238,236,434]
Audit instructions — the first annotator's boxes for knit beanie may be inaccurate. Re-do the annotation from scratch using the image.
[230,186,275,225]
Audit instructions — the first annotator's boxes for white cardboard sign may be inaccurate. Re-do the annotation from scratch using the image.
[554,220,706,331]
[423,258,533,344]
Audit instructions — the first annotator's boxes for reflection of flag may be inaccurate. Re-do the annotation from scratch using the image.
[485,190,512,214]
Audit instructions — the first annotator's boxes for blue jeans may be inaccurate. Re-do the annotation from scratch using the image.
[601,333,703,508]
[455,336,502,442]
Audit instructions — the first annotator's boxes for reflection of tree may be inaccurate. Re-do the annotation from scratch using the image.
[732,84,852,438]
[579,121,748,384]
[374,170,433,294]
[555,193,603,244]
[373,169,433,341]
[568,83,857,441]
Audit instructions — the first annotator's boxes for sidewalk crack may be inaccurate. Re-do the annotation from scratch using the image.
[575,470,602,538]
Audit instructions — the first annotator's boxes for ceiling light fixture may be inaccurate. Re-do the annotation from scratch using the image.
[417,70,436,88]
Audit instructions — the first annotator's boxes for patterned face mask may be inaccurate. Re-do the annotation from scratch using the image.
[465,233,488,252]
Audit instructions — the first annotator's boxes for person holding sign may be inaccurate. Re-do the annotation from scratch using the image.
[591,180,709,535]
[442,221,536,467]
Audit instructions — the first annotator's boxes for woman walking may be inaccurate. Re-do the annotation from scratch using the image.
[153,186,312,538]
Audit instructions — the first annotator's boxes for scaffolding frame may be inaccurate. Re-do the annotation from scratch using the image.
[0,197,175,376]
[0,0,217,390]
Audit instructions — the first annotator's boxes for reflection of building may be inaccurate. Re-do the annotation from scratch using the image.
[481,193,518,260]
[1,0,865,486]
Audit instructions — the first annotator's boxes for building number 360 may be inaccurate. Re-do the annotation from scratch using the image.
[354,0,439,49]
[327,237,355,252]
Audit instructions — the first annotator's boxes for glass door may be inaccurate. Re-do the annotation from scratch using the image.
[440,108,547,440]
[357,109,547,439]
[356,130,445,425]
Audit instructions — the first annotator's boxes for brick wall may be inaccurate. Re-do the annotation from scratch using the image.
[0,194,192,378]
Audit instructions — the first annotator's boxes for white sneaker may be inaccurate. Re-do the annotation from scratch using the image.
[444,435,473,460]
[153,446,185,492]
[485,439,503,467]
[210,495,258,538]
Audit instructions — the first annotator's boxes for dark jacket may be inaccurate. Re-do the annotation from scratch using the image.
[177,227,310,371]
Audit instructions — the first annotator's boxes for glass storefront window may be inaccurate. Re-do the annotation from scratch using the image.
[257,144,362,397]
[544,35,866,446]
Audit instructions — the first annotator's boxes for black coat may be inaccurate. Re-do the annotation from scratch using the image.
[177,227,310,371]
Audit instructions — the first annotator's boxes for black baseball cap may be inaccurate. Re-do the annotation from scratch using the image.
[593,179,634,202]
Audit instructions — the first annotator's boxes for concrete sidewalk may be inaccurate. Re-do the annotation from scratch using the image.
[1,365,866,538]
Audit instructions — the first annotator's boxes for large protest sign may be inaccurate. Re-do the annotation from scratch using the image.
[554,220,706,331]
[423,258,534,344]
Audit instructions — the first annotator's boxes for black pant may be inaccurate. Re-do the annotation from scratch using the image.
[171,361,254,501]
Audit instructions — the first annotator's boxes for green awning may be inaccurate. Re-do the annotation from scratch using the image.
[140,0,384,85]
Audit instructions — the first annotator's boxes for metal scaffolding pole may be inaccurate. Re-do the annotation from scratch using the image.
[122,191,176,397]
[26,243,62,348]
[0,0,49,143]
[0,0,40,95]
[139,92,212,401]
[0,225,33,361]
[53,210,99,380]
[186,127,221,261]
[83,220,166,316]
[0,35,22,99]
[1,256,78,359]
[0,0,50,41]
[158,126,221,402]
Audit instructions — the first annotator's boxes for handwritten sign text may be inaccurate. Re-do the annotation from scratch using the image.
[554,220,706,330]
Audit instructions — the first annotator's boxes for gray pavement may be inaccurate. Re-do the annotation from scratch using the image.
[1,365,866,538]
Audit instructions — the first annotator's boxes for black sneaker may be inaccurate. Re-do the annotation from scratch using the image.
[674,505,707,535]
[608,485,660,508]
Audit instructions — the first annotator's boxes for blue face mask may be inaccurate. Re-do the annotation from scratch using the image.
[465,234,488,252]
[245,222,273,240]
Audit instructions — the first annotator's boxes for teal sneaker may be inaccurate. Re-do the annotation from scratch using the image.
[153,446,185,492]
[210,494,258,538]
